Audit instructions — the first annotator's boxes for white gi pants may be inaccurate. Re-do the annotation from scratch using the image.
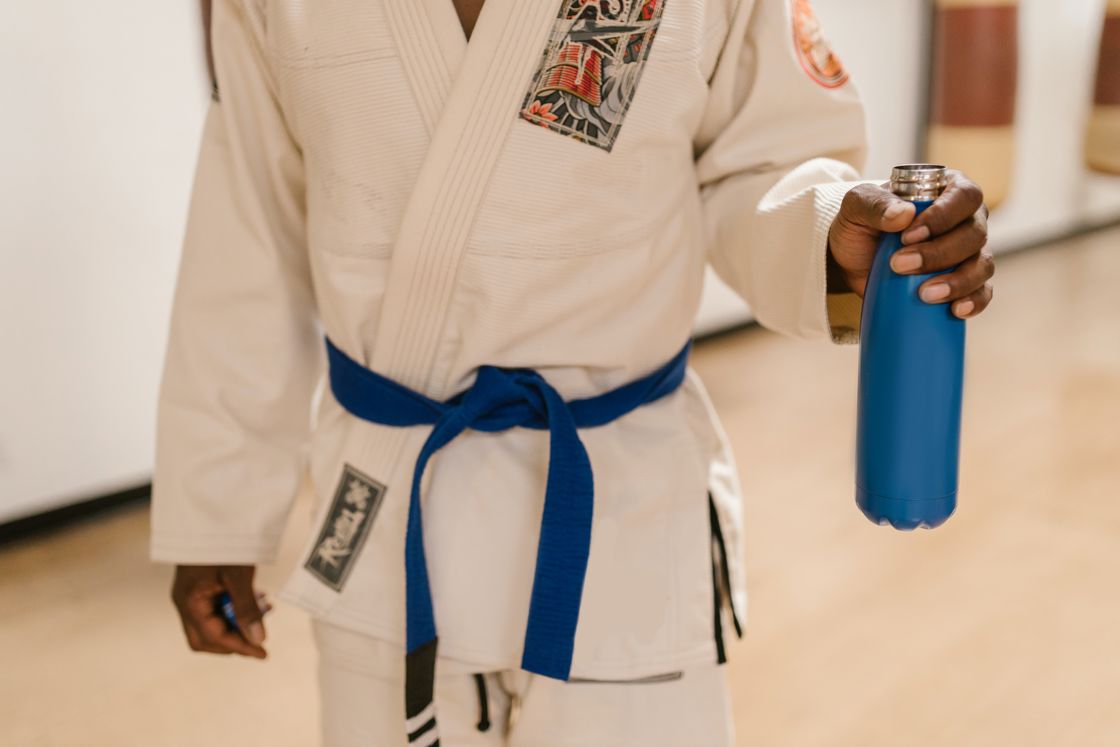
[314,621,735,747]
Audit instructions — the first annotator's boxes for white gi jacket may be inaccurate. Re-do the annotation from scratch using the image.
[152,0,868,679]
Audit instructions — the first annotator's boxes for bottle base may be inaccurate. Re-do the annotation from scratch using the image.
[856,487,957,531]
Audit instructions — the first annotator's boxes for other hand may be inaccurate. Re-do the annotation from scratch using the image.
[171,564,268,659]
[827,169,994,319]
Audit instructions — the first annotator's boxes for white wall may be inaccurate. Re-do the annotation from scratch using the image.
[993,0,1120,245]
[697,0,1120,334]
[0,3,210,521]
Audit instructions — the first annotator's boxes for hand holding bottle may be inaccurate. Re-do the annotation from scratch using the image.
[827,168,994,317]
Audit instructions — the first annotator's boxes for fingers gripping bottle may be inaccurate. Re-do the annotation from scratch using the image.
[856,165,965,530]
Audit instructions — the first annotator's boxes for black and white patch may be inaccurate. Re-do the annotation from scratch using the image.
[304,464,386,591]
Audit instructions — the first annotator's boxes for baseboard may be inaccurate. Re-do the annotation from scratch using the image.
[0,483,151,546]
[1002,215,1120,255]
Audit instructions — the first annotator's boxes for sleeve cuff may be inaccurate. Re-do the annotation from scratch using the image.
[812,180,872,345]
[150,533,283,565]
[826,292,861,344]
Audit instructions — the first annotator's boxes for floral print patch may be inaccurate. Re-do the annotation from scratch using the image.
[519,0,668,152]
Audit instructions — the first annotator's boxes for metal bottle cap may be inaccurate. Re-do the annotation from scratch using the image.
[890,164,948,202]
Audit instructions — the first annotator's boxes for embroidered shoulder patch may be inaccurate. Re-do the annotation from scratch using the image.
[304,464,386,591]
[519,0,668,152]
[792,0,848,89]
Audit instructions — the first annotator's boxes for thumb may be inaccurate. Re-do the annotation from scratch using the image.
[219,565,265,646]
[838,183,915,234]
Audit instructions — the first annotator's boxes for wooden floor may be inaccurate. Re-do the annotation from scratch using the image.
[2,226,1118,746]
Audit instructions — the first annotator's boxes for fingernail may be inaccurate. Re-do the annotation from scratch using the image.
[920,283,950,302]
[247,622,265,646]
[883,201,909,221]
[890,251,922,273]
[955,300,974,317]
[902,225,930,244]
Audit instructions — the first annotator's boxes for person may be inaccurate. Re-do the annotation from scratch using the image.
[153,1,995,745]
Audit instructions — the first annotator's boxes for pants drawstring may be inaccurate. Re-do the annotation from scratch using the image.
[708,493,743,639]
[473,674,491,733]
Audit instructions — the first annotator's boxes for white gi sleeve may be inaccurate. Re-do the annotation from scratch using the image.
[150,0,319,564]
[694,0,870,344]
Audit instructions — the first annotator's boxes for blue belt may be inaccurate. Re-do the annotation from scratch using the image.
[324,337,690,740]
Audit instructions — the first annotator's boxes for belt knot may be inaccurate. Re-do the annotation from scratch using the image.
[457,365,557,433]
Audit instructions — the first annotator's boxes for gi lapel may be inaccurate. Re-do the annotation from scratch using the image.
[380,0,464,135]
[372,0,560,395]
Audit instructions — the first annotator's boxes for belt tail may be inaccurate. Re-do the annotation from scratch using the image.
[405,638,439,746]
[520,382,594,680]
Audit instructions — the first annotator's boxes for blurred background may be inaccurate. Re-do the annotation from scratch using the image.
[1,0,1118,745]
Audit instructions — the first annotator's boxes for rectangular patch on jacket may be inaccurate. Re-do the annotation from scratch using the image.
[519,0,668,152]
[304,464,386,591]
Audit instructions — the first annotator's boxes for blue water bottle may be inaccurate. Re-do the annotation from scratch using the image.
[856,164,965,530]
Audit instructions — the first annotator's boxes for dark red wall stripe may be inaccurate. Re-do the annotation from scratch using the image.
[1095,16,1120,106]
[930,6,1019,128]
